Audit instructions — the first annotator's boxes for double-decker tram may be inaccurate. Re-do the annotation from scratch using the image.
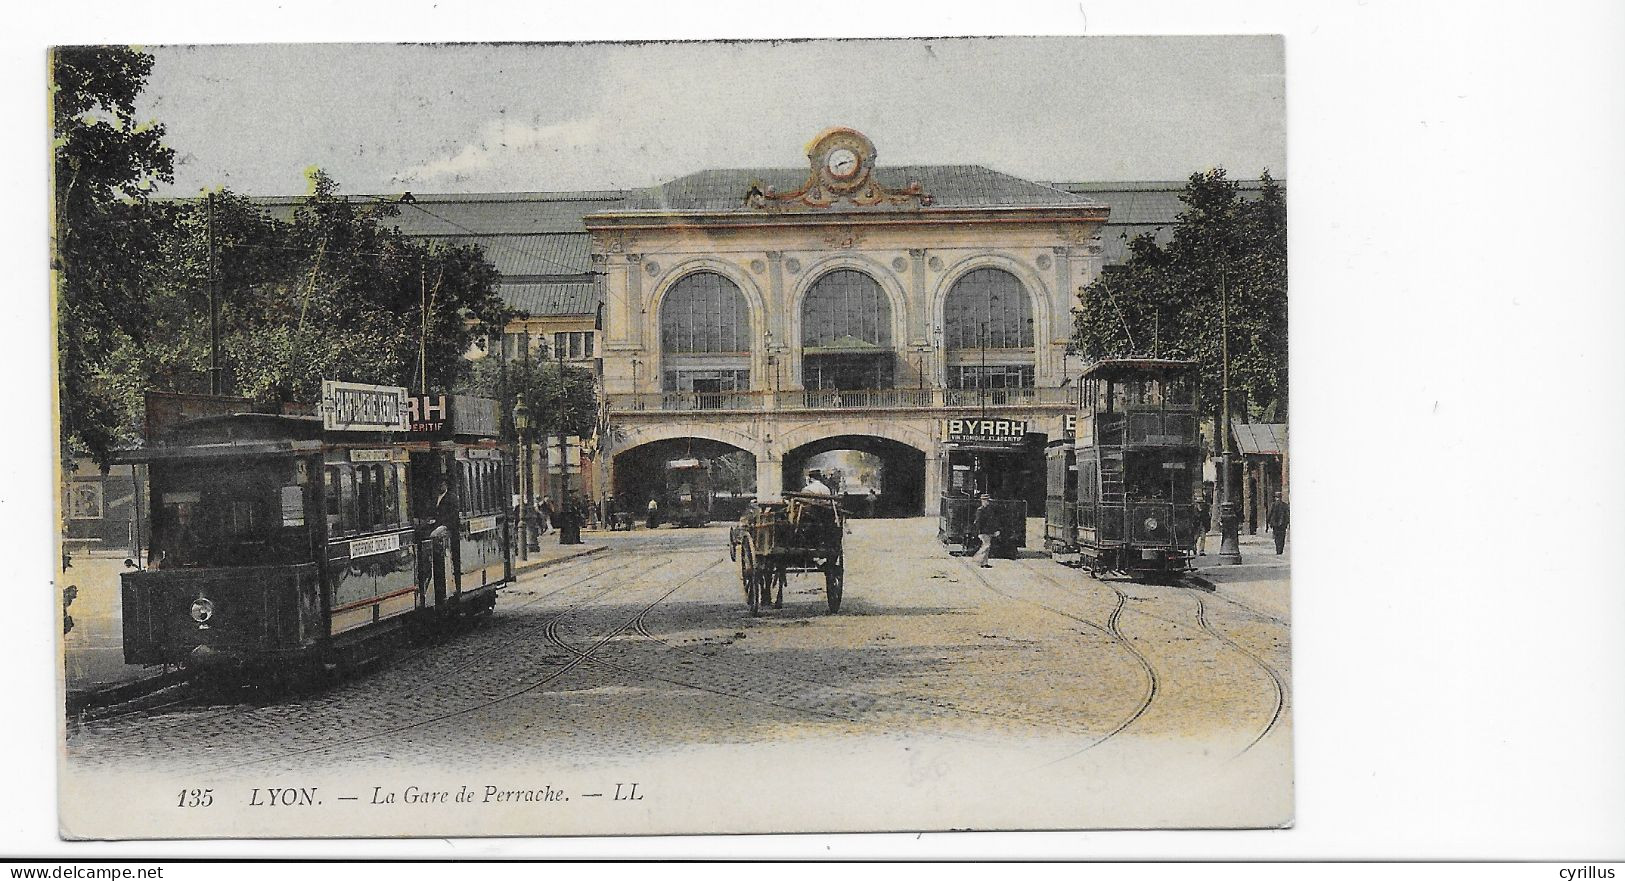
[1050,359,1202,578]
[663,457,715,527]
[936,417,1034,558]
[117,381,515,676]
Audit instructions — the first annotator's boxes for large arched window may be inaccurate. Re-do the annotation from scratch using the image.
[659,272,752,393]
[801,270,894,390]
[943,268,1036,391]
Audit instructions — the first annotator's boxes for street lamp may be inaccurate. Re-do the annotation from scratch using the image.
[513,400,537,557]
[1216,270,1243,564]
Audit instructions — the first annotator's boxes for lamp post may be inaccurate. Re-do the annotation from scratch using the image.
[557,343,571,514]
[514,400,536,557]
[1216,270,1243,564]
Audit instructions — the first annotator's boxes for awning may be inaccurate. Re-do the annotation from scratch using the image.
[1232,423,1287,456]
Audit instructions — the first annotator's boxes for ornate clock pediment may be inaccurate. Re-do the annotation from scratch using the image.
[745,127,933,210]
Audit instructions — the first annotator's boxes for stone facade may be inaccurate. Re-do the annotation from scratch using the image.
[585,129,1111,508]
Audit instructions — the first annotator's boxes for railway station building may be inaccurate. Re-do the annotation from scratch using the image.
[584,127,1110,514]
[64,130,1283,562]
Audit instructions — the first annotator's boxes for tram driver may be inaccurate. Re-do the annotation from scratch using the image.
[430,478,461,589]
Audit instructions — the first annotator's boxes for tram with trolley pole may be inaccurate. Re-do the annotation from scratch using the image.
[936,417,1035,558]
[1046,358,1202,578]
[117,381,516,676]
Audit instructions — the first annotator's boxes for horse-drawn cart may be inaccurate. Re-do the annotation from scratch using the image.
[732,493,845,616]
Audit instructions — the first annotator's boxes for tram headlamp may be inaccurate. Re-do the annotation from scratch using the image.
[1143,516,1160,531]
[189,596,215,624]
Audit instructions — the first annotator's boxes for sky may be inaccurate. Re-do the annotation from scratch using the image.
[137,36,1285,197]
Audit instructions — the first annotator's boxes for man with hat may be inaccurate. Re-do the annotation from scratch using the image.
[971,493,1000,568]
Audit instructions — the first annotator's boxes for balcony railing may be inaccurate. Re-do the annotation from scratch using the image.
[607,386,1079,413]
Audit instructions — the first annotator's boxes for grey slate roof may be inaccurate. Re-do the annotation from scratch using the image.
[500,282,599,317]
[1051,180,1278,264]
[436,233,593,277]
[614,165,1103,213]
[243,177,1278,317]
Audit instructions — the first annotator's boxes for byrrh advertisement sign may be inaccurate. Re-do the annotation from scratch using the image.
[321,380,410,432]
[941,417,1030,445]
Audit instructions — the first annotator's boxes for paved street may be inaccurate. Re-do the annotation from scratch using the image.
[62,518,1292,835]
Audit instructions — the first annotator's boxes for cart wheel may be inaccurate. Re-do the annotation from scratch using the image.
[740,543,760,616]
[824,554,844,614]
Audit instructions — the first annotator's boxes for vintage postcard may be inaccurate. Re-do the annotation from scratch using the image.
[53,36,1291,838]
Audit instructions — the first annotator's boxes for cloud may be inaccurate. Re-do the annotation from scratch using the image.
[393,116,604,186]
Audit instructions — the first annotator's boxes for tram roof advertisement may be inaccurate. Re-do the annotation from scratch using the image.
[320,380,410,432]
[407,393,502,439]
[941,417,1030,445]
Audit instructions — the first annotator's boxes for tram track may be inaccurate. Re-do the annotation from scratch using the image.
[1010,557,1289,761]
[196,555,728,774]
[542,590,871,728]
[1193,594,1288,756]
[954,558,1159,756]
[1048,571,1290,757]
[70,550,644,745]
[607,568,1108,739]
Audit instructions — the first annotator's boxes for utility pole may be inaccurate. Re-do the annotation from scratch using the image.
[1216,269,1243,564]
[206,192,222,395]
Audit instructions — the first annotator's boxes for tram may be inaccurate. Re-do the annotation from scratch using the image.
[936,417,1033,558]
[663,457,715,527]
[1048,358,1202,577]
[117,382,515,673]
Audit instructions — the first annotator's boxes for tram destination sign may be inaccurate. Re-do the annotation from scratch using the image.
[321,380,410,432]
[942,418,1030,445]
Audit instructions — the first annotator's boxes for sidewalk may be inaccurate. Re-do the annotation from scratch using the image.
[61,540,612,702]
[1186,529,1291,622]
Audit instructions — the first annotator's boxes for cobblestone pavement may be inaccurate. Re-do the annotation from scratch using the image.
[62,518,1292,833]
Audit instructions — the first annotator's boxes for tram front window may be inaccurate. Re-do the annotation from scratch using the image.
[152,459,309,568]
[1123,451,1193,502]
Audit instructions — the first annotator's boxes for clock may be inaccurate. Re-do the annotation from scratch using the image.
[825,147,860,180]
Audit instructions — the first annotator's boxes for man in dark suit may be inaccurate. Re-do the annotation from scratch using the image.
[1266,491,1290,554]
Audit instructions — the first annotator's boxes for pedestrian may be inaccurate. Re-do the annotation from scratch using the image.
[802,470,833,495]
[971,493,1000,568]
[560,495,584,545]
[867,488,878,519]
[646,497,660,530]
[1195,490,1213,556]
[1266,491,1289,554]
[538,497,554,535]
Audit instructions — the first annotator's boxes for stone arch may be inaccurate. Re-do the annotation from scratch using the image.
[615,420,766,459]
[774,418,933,458]
[930,252,1056,384]
[788,255,910,389]
[645,258,769,388]
[610,429,762,523]
[775,420,935,516]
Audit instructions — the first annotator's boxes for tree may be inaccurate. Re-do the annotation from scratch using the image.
[464,347,599,443]
[51,46,176,464]
[75,170,514,443]
[1073,169,1288,422]
[208,170,511,405]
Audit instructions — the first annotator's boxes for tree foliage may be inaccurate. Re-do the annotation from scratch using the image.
[52,47,524,462]
[52,46,175,464]
[464,350,599,442]
[1073,169,1288,421]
